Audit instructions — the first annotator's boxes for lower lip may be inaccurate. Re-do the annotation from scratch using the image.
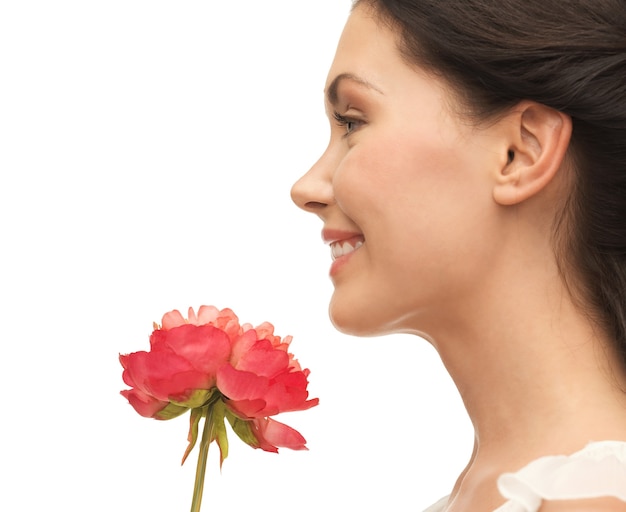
[329,246,360,277]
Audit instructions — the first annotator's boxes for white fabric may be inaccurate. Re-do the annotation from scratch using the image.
[423,441,626,512]
[495,441,626,511]
[423,496,449,512]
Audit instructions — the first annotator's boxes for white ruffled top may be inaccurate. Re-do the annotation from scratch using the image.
[423,441,626,512]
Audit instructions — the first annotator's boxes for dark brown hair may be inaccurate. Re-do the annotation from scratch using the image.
[355,0,626,366]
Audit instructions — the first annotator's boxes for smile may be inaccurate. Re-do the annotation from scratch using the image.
[330,238,364,261]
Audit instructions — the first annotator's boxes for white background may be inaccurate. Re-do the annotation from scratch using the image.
[0,1,472,510]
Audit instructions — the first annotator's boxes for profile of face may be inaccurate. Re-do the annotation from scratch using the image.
[291,5,513,338]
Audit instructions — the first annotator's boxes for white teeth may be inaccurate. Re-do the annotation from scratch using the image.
[331,240,363,260]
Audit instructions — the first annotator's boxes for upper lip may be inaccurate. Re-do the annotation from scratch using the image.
[322,228,364,245]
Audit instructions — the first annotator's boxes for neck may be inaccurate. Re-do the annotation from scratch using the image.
[417,250,626,507]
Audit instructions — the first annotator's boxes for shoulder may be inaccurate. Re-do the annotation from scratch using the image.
[540,497,626,512]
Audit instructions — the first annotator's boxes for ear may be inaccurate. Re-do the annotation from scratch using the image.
[492,101,572,206]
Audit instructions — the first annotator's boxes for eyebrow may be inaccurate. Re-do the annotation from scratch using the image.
[325,73,383,106]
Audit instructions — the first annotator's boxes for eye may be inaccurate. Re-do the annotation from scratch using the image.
[333,111,362,137]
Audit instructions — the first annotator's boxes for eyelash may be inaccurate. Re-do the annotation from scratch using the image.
[333,111,361,137]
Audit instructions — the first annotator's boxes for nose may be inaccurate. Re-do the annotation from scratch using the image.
[290,150,335,215]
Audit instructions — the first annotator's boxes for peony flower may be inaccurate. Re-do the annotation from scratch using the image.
[120,306,318,512]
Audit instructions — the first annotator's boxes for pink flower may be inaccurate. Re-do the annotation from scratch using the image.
[120,310,233,419]
[120,306,318,453]
[217,322,318,420]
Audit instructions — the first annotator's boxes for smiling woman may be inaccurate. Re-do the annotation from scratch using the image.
[292,0,626,511]
[294,4,527,338]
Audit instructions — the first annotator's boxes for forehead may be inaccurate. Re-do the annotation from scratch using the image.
[324,7,450,108]
[325,6,402,93]
[324,6,467,122]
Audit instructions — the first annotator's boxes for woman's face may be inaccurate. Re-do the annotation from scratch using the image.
[291,5,506,337]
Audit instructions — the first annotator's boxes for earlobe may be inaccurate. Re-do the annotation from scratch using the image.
[493,102,572,206]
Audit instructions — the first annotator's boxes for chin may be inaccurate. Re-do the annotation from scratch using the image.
[328,293,435,341]
[328,298,393,337]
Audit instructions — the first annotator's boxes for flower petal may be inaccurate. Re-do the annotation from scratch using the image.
[229,329,259,367]
[195,305,220,324]
[254,417,309,451]
[197,306,242,340]
[262,374,319,414]
[235,339,290,377]
[216,364,269,401]
[225,398,271,418]
[161,309,187,329]
[120,388,168,418]
[122,350,211,401]
[152,324,232,375]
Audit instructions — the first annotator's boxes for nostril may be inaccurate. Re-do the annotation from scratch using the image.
[304,201,327,210]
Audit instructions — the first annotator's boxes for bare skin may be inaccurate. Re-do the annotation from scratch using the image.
[291,4,626,511]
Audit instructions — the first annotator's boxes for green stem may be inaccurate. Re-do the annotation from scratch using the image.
[190,405,215,512]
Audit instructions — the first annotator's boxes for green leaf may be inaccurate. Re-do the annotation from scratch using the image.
[154,402,189,421]
[170,388,216,409]
[225,409,260,449]
[181,408,203,465]
[211,401,230,468]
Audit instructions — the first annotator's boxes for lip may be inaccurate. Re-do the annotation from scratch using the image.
[322,228,365,277]
[322,228,364,245]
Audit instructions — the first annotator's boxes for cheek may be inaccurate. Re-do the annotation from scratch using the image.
[337,133,494,275]
[333,130,464,226]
